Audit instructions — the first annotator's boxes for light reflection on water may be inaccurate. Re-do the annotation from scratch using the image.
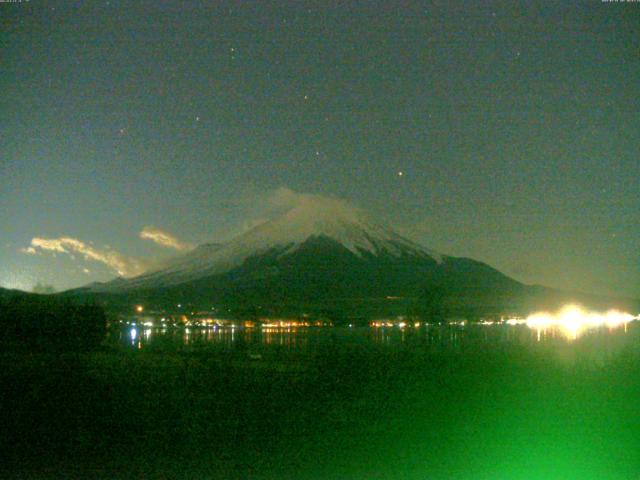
[109,321,640,361]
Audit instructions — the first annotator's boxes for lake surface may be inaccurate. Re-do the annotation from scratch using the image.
[4,320,640,479]
[99,320,640,479]
[110,321,640,362]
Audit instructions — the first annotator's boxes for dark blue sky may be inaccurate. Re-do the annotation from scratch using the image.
[1,1,638,297]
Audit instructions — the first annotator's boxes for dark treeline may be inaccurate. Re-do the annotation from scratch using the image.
[0,295,107,352]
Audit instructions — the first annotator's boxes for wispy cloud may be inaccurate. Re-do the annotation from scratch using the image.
[266,186,336,211]
[20,237,147,277]
[19,246,39,255]
[139,227,194,251]
[223,187,361,239]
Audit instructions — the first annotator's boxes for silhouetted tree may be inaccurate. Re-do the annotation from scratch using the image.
[422,285,447,324]
[0,295,107,352]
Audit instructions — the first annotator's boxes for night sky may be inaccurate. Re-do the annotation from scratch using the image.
[1,1,638,298]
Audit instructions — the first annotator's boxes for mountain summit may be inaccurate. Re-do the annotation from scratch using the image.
[79,193,555,317]
[93,195,446,292]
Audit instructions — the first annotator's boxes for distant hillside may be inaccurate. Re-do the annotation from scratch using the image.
[0,287,36,299]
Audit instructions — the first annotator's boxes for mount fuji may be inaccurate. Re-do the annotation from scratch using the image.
[75,194,540,318]
[95,196,447,291]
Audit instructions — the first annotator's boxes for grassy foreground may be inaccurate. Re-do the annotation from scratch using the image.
[1,338,640,479]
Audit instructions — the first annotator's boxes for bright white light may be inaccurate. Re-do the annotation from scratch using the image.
[524,304,637,340]
[506,318,526,325]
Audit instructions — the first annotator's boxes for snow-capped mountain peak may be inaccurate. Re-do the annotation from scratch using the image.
[92,195,442,291]
[240,195,437,258]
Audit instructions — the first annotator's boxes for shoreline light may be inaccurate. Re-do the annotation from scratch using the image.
[518,304,638,340]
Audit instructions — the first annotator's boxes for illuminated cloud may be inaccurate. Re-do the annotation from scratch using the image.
[268,186,304,209]
[139,227,194,251]
[21,237,147,277]
[240,218,269,234]
[264,187,362,218]
[266,187,351,211]
[228,187,362,238]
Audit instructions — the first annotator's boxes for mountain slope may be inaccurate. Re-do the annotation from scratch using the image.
[73,195,542,318]
[156,235,523,304]
[92,196,444,293]
[73,193,640,317]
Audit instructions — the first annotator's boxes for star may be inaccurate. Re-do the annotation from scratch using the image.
[398,171,404,177]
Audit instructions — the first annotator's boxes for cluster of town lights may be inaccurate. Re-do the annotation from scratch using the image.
[509,304,639,340]
[130,304,638,340]
[368,305,638,340]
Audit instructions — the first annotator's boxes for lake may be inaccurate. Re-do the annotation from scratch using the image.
[3,320,640,479]
[110,320,640,364]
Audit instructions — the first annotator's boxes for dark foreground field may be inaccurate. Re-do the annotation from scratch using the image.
[1,340,640,479]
